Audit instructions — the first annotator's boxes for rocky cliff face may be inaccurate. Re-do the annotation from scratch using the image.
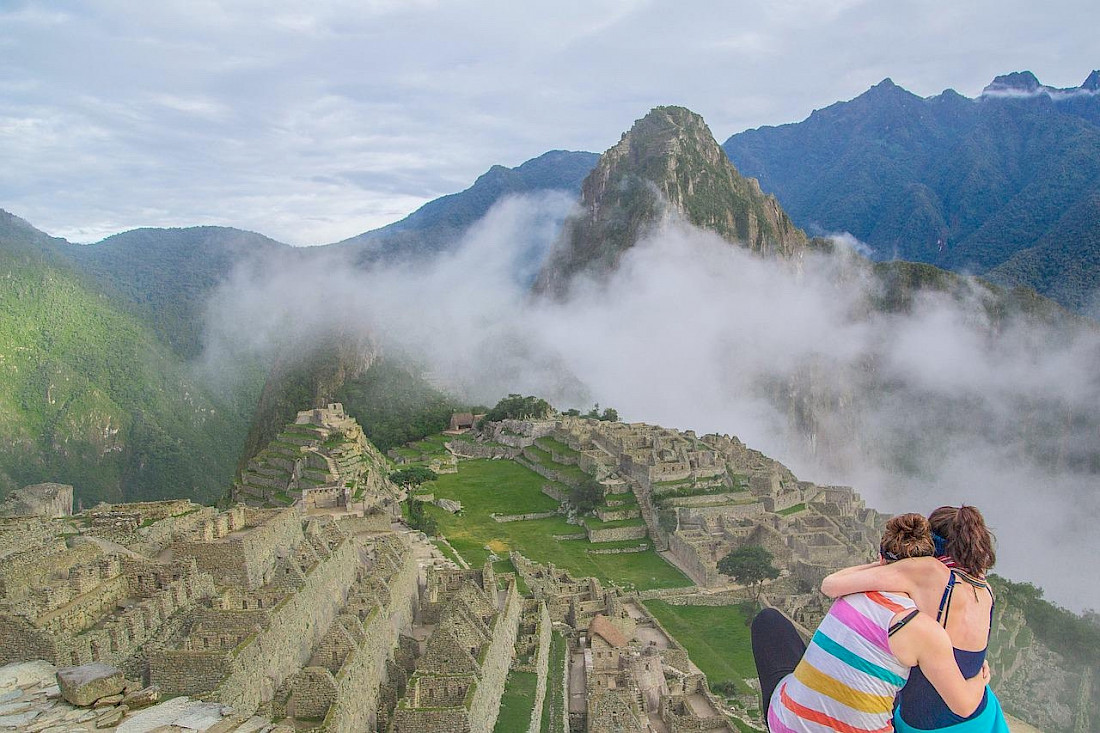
[534,106,809,295]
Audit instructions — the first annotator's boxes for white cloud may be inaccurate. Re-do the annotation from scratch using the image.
[203,196,1100,611]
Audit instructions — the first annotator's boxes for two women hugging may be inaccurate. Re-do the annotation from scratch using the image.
[752,505,1007,732]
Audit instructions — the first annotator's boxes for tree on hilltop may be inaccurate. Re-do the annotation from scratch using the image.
[390,466,438,487]
[485,394,552,422]
[718,545,780,601]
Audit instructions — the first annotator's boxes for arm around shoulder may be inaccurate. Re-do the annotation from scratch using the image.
[820,561,906,598]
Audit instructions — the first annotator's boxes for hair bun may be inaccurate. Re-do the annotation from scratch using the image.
[881,513,935,560]
[893,513,930,538]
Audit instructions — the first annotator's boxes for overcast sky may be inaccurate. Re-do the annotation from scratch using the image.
[1,0,1097,245]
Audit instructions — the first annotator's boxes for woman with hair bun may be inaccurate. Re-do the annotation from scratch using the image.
[822,505,1007,731]
[753,513,990,732]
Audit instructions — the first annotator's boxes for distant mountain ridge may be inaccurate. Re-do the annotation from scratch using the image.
[723,70,1100,311]
[333,149,598,264]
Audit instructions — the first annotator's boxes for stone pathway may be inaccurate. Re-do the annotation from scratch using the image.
[0,661,279,732]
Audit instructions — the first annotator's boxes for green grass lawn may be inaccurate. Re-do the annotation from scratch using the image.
[422,459,690,591]
[524,445,588,482]
[431,539,464,567]
[643,601,758,694]
[777,503,806,516]
[494,669,538,733]
[600,491,637,507]
[541,633,566,733]
[535,436,581,457]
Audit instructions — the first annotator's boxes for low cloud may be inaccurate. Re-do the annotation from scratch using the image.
[204,193,1100,612]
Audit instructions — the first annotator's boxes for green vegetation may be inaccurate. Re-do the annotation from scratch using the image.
[643,601,758,694]
[722,77,1100,313]
[541,633,567,733]
[582,515,646,530]
[0,212,251,504]
[653,483,740,504]
[776,503,806,516]
[534,436,580,456]
[493,558,529,595]
[61,226,289,360]
[420,458,689,591]
[484,394,551,422]
[493,670,537,733]
[390,466,438,487]
[562,403,619,422]
[569,478,603,514]
[992,575,1100,668]
[431,538,464,567]
[598,491,637,511]
[337,357,458,452]
[717,546,780,600]
[405,498,439,536]
[525,445,587,482]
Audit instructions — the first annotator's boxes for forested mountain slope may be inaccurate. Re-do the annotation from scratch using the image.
[723,71,1100,311]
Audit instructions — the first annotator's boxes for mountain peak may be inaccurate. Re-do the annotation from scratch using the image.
[1081,70,1100,92]
[533,106,808,296]
[982,70,1042,96]
[853,77,920,105]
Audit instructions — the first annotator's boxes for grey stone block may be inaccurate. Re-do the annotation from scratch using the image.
[55,664,125,707]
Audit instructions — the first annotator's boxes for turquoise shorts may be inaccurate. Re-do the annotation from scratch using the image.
[894,688,1009,733]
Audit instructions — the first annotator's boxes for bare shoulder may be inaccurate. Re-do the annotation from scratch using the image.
[896,557,950,584]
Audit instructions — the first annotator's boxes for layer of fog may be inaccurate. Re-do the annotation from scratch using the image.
[204,192,1100,612]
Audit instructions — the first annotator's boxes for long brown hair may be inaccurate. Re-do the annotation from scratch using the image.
[881,513,935,561]
[929,505,996,576]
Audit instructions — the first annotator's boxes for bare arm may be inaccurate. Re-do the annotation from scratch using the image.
[820,560,913,598]
[890,613,989,717]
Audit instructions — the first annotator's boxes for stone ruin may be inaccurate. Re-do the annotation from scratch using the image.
[388,562,522,733]
[469,416,884,611]
[0,477,543,732]
[0,493,458,731]
[234,403,402,514]
[511,552,734,732]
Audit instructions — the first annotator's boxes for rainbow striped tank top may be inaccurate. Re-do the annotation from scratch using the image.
[768,591,917,733]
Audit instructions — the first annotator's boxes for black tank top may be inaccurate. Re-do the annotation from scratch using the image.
[898,569,993,728]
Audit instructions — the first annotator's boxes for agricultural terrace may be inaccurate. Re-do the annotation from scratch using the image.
[416,458,690,591]
[642,601,758,695]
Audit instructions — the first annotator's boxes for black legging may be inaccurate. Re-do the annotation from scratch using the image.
[751,608,807,723]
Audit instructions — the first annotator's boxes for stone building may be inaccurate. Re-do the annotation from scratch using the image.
[0,494,437,730]
[511,553,733,733]
[390,562,522,733]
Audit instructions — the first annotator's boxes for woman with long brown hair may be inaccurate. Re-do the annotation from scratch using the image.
[821,505,1006,732]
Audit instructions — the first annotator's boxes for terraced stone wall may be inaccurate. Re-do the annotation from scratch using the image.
[468,580,522,733]
[213,537,359,716]
[174,507,303,589]
[586,524,648,543]
[320,538,418,733]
